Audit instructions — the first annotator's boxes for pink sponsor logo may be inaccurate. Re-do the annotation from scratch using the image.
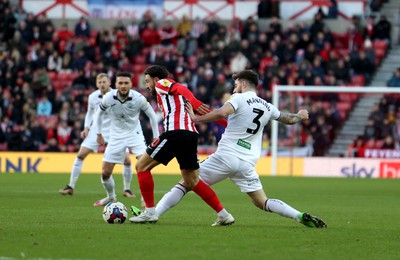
[379,162,400,178]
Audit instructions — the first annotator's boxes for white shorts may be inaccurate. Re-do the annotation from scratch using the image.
[81,128,108,152]
[199,153,262,193]
[103,134,146,164]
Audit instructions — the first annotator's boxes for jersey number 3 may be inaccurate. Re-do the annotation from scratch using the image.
[246,108,264,134]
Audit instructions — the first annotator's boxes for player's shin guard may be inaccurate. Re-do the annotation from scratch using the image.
[137,170,155,207]
[193,180,224,213]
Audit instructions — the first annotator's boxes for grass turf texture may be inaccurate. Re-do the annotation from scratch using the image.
[0,174,399,260]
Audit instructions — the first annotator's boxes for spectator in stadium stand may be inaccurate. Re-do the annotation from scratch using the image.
[36,95,52,117]
[159,21,177,47]
[176,14,192,37]
[47,50,62,72]
[189,17,205,39]
[327,0,338,19]
[333,59,351,84]
[387,68,400,87]
[363,37,376,63]
[351,50,375,83]
[44,137,61,152]
[378,118,394,140]
[364,118,377,141]
[57,23,74,41]
[257,0,271,18]
[75,16,90,38]
[309,13,325,39]
[140,21,161,47]
[363,17,375,39]
[381,135,396,149]
[374,15,392,45]
[349,136,365,157]
[138,10,154,35]
[370,103,385,125]
[344,24,364,51]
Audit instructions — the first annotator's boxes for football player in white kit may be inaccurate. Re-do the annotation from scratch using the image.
[93,71,159,206]
[59,73,136,198]
[155,70,327,228]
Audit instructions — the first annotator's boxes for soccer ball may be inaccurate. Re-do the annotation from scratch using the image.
[102,202,128,224]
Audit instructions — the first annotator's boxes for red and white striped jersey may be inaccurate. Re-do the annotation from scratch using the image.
[155,78,197,133]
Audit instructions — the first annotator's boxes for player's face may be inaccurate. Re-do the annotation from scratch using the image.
[233,79,244,94]
[97,77,110,94]
[145,74,156,95]
[116,76,132,98]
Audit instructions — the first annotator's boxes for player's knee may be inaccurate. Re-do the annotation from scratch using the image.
[101,172,112,180]
[124,158,131,165]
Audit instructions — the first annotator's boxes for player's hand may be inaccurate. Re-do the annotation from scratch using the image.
[81,128,89,139]
[196,103,210,115]
[97,134,105,145]
[184,102,197,120]
[298,109,309,120]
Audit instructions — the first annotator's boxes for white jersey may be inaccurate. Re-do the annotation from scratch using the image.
[216,91,280,165]
[97,89,159,142]
[85,89,111,140]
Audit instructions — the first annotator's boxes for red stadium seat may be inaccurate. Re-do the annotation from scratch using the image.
[48,71,58,81]
[350,75,366,86]
[375,140,384,149]
[375,48,386,65]
[0,143,7,151]
[373,40,387,52]
[133,55,146,64]
[133,64,146,74]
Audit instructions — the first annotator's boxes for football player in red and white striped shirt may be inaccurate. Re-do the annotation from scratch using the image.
[129,65,234,225]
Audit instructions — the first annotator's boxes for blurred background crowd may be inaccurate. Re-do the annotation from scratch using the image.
[0,0,399,156]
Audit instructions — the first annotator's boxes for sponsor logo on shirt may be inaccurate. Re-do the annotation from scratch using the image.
[237,139,251,150]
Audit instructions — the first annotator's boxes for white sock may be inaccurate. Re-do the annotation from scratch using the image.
[146,207,156,215]
[123,164,132,191]
[155,184,187,217]
[101,176,116,199]
[265,199,301,222]
[69,158,83,188]
[217,208,229,218]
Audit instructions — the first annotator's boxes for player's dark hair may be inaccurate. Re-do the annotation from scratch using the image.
[116,71,132,78]
[144,65,169,79]
[232,70,259,88]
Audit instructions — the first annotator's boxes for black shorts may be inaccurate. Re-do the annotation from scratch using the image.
[146,130,199,170]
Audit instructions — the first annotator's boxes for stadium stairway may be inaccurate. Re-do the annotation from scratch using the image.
[325,45,400,157]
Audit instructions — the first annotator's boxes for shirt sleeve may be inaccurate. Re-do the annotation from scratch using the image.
[96,94,110,134]
[84,95,95,128]
[269,103,281,120]
[142,99,160,139]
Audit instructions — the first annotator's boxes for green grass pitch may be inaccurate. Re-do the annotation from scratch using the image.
[0,173,399,259]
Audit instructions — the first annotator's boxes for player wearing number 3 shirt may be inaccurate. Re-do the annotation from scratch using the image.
[156,70,327,228]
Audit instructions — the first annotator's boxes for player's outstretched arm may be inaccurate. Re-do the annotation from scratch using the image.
[277,109,309,125]
[185,102,234,124]
[171,83,228,127]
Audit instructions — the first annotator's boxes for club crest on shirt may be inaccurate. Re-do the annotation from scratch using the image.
[161,79,171,87]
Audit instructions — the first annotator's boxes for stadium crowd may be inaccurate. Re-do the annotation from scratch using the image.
[0,0,394,156]
[348,95,400,157]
